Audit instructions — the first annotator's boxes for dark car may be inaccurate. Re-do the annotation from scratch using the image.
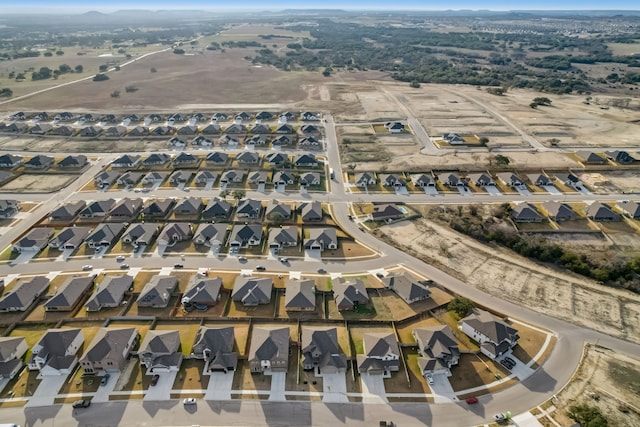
[100,373,110,386]
[174,264,184,269]
[151,374,160,386]
[500,359,513,370]
[72,399,91,408]
[256,266,266,271]
[119,264,130,269]
[504,356,516,365]
[317,268,327,274]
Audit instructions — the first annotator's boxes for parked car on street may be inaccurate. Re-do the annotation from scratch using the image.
[183,398,196,405]
[72,399,91,408]
[82,265,93,271]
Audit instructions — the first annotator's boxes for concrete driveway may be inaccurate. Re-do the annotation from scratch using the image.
[424,187,439,196]
[92,372,120,403]
[543,185,562,195]
[321,372,348,403]
[429,373,457,403]
[516,185,531,196]
[485,185,502,196]
[143,372,177,401]
[360,374,387,403]
[25,375,68,407]
[204,371,233,400]
[500,354,534,380]
[268,372,286,401]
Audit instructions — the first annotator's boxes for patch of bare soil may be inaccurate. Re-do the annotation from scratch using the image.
[549,345,640,427]
[375,217,640,344]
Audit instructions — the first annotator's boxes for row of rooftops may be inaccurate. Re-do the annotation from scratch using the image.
[108,151,320,168]
[510,200,635,222]
[6,111,321,124]
[0,153,87,169]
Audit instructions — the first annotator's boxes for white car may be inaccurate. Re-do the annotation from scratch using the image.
[82,265,93,271]
[427,376,434,385]
[183,398,196,405]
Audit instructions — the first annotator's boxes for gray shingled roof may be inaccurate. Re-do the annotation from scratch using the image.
[136,276,178,307]
[231,276,272,305]
[284,279,315,310]
[382,273,431,304]
[249,326,289,364]
[85,275,132,311]
[44,276,94,310]
[139,330,180,354]
[0,276,49,311]
[461,310,519,345]
[301,327,347,370]
[333,278,369,310]
[182,277,222,305]
[82,327,137,362]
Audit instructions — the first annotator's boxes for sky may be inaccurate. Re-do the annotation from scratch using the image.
[1,1,639,13]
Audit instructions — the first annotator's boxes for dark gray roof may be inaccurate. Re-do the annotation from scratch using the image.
[304,228,337,250]
[236,199,262,216]
[543,202,578,220]
[85,223,126,246]
[44,276,94,310]
[382,273,431,303]
[82,327,137,362]
[586,202,621,221]
[192,326,238,371]
[48,226,92,249]
[85,275,132,311]
[182,277,222,305]
[143,199,174,217]
[229,224,262,245]
[284,279,315,310]
[301,327,347,370]
[32,328,83,360]
[249,326,289,364]
[510,203,543,221]
[231,276,272,305]
[202,198,232,218]
[0,276,49,311]
[50,201,86,220]
[299,201,323,221]
[268,226,298,247]
[461,310,519,345]
[266,201,292,219]
[139,330,180,354]
[333,278,369,310]
[136,276,178,307]
[414,326,460,361]
[0,336,26,360]
[193,223,228,246]
[14,227,53,250]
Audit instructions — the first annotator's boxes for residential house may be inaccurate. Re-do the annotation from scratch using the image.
[182,277,222,311]
[173,152,198,165]
[4,122,28,133]
[294,153,318,167]
[236,199,263,218]
[268,226,298,252]
[151,126,175,136]
[192,135,213,147]
[248,326,289,373]
[497,172,525,188]
[157,222,193,246]
[128,126,150,137]
[177,125,198,136]
[0,277,49,312]
[12,228,54,253]
[301,111,319,121]
[411,173,436,188]
[275,124,293,134]
[236,151,260,165]
[543,202,579,222]
[211,113,228,122]
[28,123,52,135]
[25,155,54,169]
[437,172,466,187]
[250,124,271,135]
[142,199,174,219]
[205,151,228,165]
[117,171,144,187]
[202,123,222,135]
[0,171,13,185]
[168,113,188,123]
[248,171,267,185]
[194,170,217,185]
[78,125,102,137]
[301,327,347,374]
[84,223,126,249]
[304,228,338,252]
[605,150,636,164]
[79,199,115,219]
[333,278,369,311]
[191,113,206,123]
[142,153,171,167]
[27,329,84,376]
[224,124,246,135]
[617,201,640,219]
[109,198,143,219]
[231,276,273,306]
[193,223,228,247]
[299,201,323,221]
[265,152,288,166]
[79,327,139,374]
[169,170,193,186]
[371,203,404,222]
[576,151,606,165]
[220,169,244,184]
[202,198,232,220]
[555,172,582,189]
[299,136,320,148]
[55,112,75,121]
[586,202,621,222]
[510,203,543,223]
[527,173,552,187]
[85,275,132,311]
[300,172,321,187]
[0,337,27,379]
[443,133,464,144]
[50,201,86,221]
[246,135,267,148]
[354,172,376,187]
[44,276,94,312]
[229,224,263,249]
[168,136,187,149]
[382,273,431,304]
[94,171,120,188]
[468,172,496,187]
[191,326,237,373]
[99,114,117,124]
[284,279,315,312]
[266,201,292,220]
[299,124,320,135]
[142,171,168,186]
[136,276,178,308]
[50,125,74,136]
[273,171,295,186]
[137,330,183,373]
[0,154,24,168]
[146,114,163,123]
[382,174,406,188]
[0,200,20,219]
[272,135,292,147]
[280,111,296,122]
[121,223,160,248]
[384,121,405,133]
[255,111,274,122]
[233,112,251,123]
[48,226,92,250]
[174,197,203,216]
[57,155,87,169]
[459,310,519,359]
[413,326,460,376]
[357,332,400,376]
[111,154,141,168]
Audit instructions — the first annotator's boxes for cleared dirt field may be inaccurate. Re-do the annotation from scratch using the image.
[0,173,78,192]
[547,345,640,427]
[375,216,640,345]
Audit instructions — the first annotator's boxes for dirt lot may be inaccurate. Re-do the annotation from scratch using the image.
[375,215,640,345]
[0,173,78,192]
[545,345,640,427]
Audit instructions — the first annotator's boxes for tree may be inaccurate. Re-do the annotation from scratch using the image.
[0,88,12,98]
[58,64,72,74]
[125,85,138,93]
[92,73,109,81]
[410,80,421,88]
[548,138,560,147]
[232,190,245,200]
[533,97,552,106]
[479,136,490,146]
[486,86,508,96]
[111,90,120,98]
[31,67,52,80]
[494,155,510,166]
[44,51,53,57]
[322,67,332,77]
[567,404,608,427]
[55,50,64,56]
[150,67,157,73]
[529,102,539,109]
[99,64,109,72]
[74,65,83,73]
[173,48,185,55]
[448,296,475,317]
